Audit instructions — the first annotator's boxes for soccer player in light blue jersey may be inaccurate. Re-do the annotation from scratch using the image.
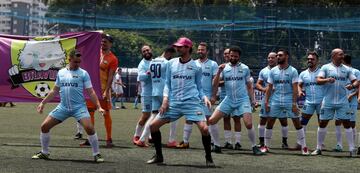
[147,37,214,167]
[256,52,281,148]
[32,50,105,162]
[298,51,323,137]
[133,45,153,145]
[311,48,359,157]
[333,54,360,152]
[176,42,220,152]
[263,49,309,155]
[135,47,178,147]
[220,48,243,149]
[208,46,263,155]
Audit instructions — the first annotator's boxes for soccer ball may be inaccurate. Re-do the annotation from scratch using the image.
[35,82,50,97]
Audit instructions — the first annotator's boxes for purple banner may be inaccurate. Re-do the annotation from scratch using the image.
[0,31,102,102]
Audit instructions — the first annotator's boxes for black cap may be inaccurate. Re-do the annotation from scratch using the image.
[102,34,114,43]
[70,49,81,58]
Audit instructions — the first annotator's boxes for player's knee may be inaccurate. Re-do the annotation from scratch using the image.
[245,123,253,130]
[149,123,159,132]
[319,121,327,128]
[85,128,95,135]
[266,123,274,129]
[300,117,310,126]
[40,124,50,133]
[335,120,342,126]
[200,126,209,136]
[138,118,147,126]
[350,122,355,128]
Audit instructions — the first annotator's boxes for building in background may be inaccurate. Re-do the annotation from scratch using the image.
[0,0,48,36]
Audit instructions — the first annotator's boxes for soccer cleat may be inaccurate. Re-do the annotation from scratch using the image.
[166,141,177,148]
[357,147,360,155]
[94,154,104,163]
[257,143,265,148]
[292,143,302,151]
[311,149,322,156]
[211,145,222,153]
[176,141,189,149]
[74,133,83,140]
[321,144,326,150]
[106,139,115,148]
[302,147,310,155]
[205,155,215,168]
[281,142,289,149]
[147,154,164,164]
[132,136,140,145]
[350,149,357,157]
[80,140,90,147]
[332,144,343,152]
[253,146,265,155]
[260,146,269,153]
[135,140,149,147]
[223,142,233,149]
[32,152,50,160]
[121,106,126,109]
[234,143,242,150]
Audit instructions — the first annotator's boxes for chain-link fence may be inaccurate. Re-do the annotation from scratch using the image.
[3,3,360,99]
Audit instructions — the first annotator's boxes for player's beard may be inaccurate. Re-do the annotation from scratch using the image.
[143,52,153,60]
[175,51,184,57]
[278,58,285,65]
[230,58,239,65]
[307,62,314,68]
[198,53,206,60]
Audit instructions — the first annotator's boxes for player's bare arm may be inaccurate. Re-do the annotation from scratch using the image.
[247,80,255,107]
[86,87,105,115]
[103,68,116,99]
[264,83,273,112]
[346,79,359,90]
[211,63,225,103]
[317,76,335,85]
[292,82,299,113]
[37,86,60,114]
[255,79,267,93]
[159,96,169,115]
[298,82,305,97]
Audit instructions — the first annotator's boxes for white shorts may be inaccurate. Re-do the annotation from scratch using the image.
[113,87,123,95]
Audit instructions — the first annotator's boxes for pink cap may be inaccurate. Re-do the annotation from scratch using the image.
[173,37,193,47]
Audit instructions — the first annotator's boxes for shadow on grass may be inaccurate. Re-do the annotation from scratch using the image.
[43,158,114,164]
[2,143,132,149]
[157,163,222,169]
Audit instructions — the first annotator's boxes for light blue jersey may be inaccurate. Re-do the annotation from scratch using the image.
[317,63,356,107]
[163,57,205,103]
[216,62,252,116]
[195,59,218,98]
[345,66,360,106]
[55,68,92,111]
[137,58,152,97]
[221,62,251,103]
[258,66,272,117]
[298,67,323,104]
[268,65,298,106]
[158,57,206,122]
[258,66,271,88]
[219,86,226,100]
[150,56,169,96]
